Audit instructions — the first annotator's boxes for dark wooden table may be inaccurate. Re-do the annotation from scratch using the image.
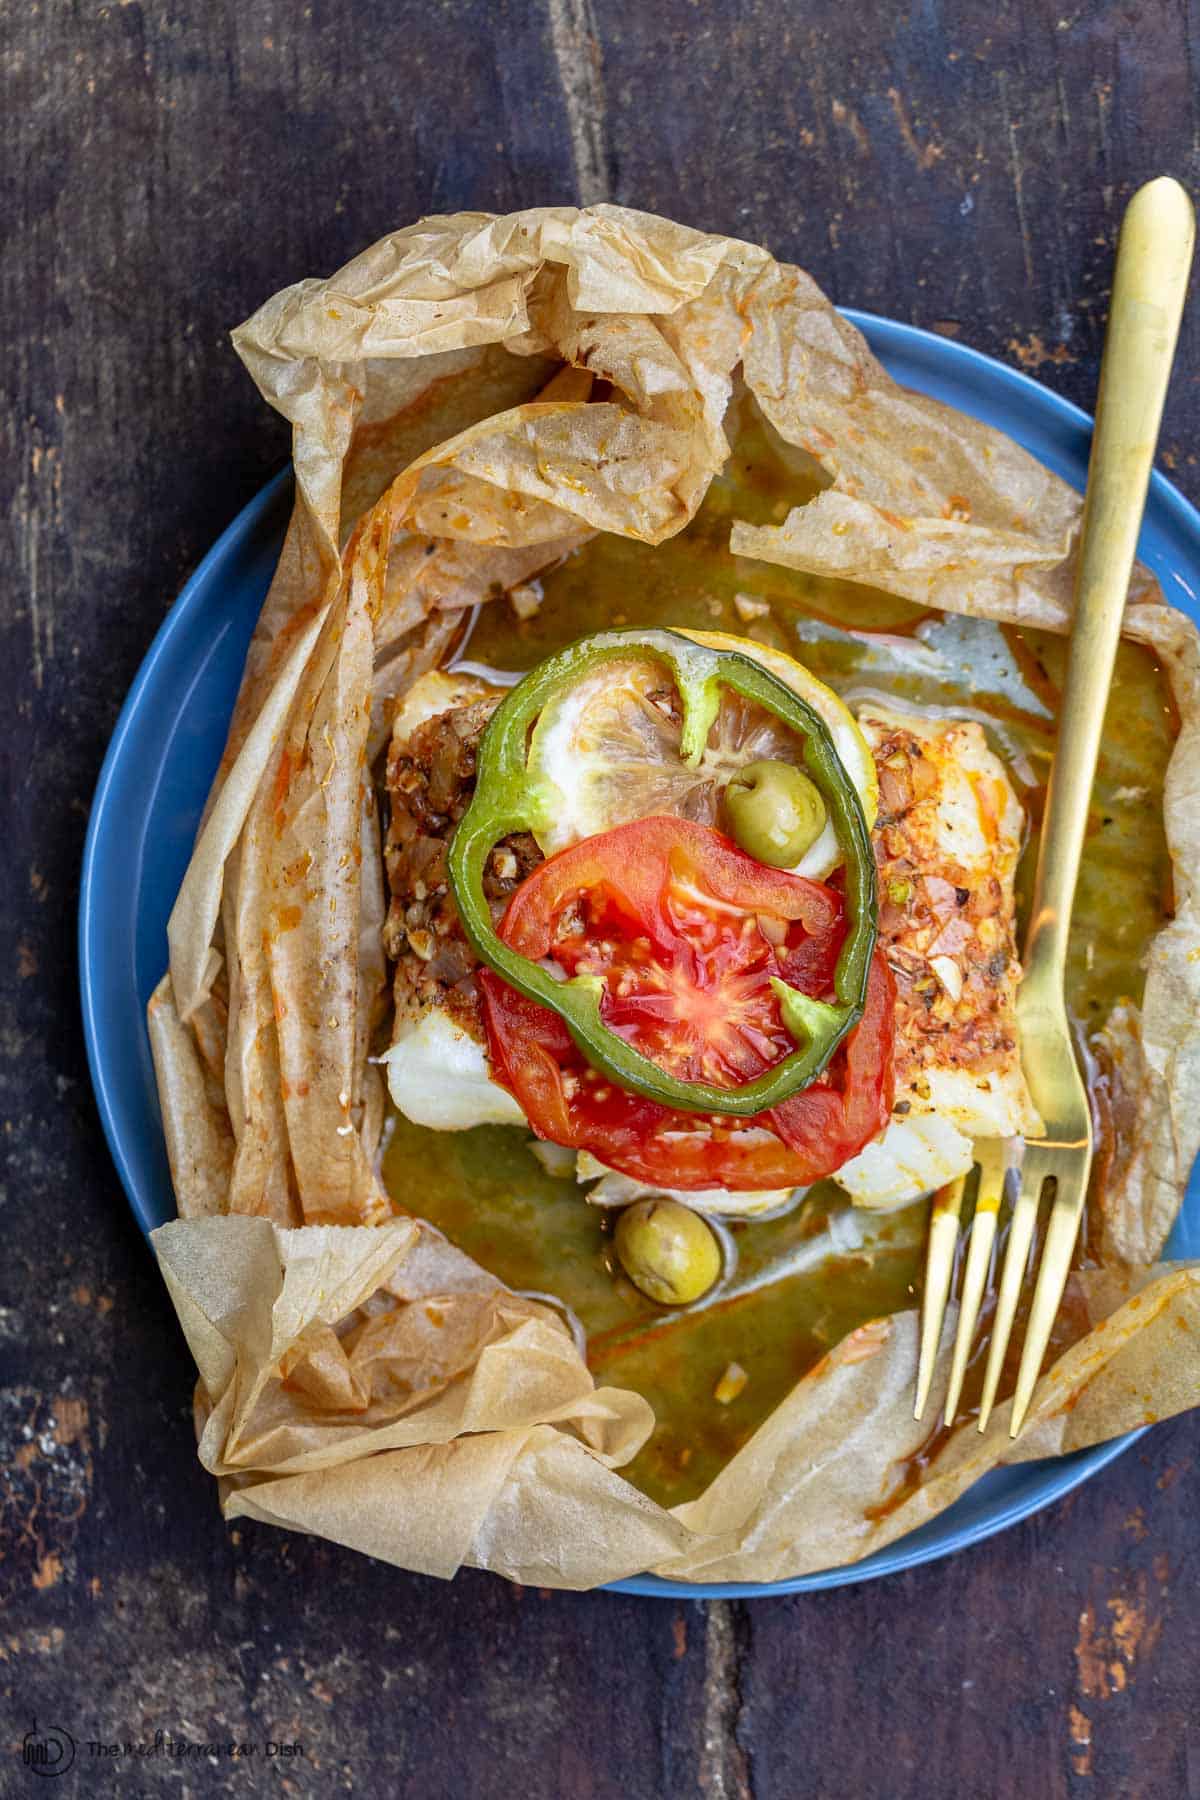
[4,2,1198,1794]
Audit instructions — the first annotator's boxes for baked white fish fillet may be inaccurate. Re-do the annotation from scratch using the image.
[381,678,1037,1214]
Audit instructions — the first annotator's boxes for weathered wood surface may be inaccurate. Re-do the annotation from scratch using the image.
[3,1,1198,1793]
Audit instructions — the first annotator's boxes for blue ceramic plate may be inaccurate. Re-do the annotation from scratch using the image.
[80,313,1200,1599]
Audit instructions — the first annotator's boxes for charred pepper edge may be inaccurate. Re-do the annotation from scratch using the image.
[446,628,879,1118]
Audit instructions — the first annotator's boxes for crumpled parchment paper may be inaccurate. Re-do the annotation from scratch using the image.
[146,206,1200,1587]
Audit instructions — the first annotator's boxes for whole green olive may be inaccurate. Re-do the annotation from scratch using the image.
[723,758,828,867]
[614,1199,722,1306]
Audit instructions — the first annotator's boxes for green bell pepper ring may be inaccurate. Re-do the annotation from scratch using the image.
[446,628,878,1118]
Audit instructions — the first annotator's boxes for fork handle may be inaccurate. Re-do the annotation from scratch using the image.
[1023,177,1194,996]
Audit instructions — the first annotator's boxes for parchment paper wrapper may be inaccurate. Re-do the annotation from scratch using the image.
[147,206,1200,1587]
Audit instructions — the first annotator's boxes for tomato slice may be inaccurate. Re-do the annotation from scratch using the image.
[479,817,894,1190]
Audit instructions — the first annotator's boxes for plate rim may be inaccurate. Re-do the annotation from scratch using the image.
[81,308,1200,1599]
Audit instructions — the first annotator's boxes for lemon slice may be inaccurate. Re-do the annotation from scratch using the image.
[527,629,877,879]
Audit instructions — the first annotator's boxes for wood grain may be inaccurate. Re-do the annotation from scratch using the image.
[2,1,1198,1794]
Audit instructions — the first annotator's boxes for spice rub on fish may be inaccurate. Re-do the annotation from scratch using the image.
[383,672,534,1025]
[829,709,1039,1211]
[382,672,535,1129]
[381,674,1038,1206]
[861,709,1036,1130]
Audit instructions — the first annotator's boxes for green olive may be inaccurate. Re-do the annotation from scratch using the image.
[723,758,828,867]
[614,1200,722,1306]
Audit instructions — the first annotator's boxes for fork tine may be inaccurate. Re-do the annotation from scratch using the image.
[942,1139,1010,1426]
[914,1172,966,1421]
[1009,1160,1090,1436]
[977,1152,1046,1432]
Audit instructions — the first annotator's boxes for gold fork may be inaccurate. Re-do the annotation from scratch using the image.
[915,175,1195,1439]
